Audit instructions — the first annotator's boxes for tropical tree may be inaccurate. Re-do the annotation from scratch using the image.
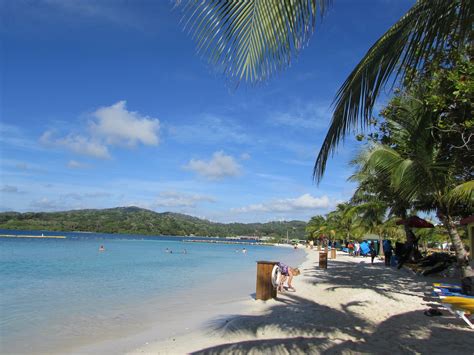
[361,94,473,276]
[349,150,425,261]
[326,202,360,242]
[180,0,473,181]
[305,215,326,240]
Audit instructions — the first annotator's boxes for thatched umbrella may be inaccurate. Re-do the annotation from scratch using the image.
[396,216,434,228]
[396,216,434,267]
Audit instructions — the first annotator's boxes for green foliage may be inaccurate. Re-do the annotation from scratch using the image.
[0,207,307,238]
[180,0,331,84]
[180,0,473,181]
[360,45,474,218]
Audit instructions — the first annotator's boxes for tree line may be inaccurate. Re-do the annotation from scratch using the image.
[0,206,306,239]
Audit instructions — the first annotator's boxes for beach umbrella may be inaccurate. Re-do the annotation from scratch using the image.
[396,216,434,228]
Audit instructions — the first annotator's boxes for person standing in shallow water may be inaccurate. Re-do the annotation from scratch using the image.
[369,241,377,264]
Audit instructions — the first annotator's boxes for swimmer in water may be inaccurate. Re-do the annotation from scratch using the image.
[99,245,105,252]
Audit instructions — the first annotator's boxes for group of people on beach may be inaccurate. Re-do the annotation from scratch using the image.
[345,240,394,265]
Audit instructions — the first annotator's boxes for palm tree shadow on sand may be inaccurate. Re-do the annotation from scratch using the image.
[191,259,473,354]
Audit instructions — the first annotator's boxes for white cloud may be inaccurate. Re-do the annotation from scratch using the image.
[167,114,248,145]
[30,197,60,211]
[16,163,30,170]
[154,191,215,208]
[1,185,19,193]
[184,151,242,180]
[91,101,160,147]
[67,160,89,169]
[85,192,111,198]
[240,153,251,160]
[0,123,48,152]
[270,102,330,130]
[39,101,159,159]
[59,191,112,201]
[40,131,110,159]
[233,194,330,213]
[60,193,83,201]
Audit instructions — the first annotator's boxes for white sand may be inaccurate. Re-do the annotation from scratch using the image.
[129,250,473,354]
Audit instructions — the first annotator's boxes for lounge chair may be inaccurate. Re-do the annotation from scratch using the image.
[432,284,474,329]
[432,282,462,292]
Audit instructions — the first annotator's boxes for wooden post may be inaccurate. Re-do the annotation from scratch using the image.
[319,252,328,269]
[331,248,336,259]
[256,261,277,300]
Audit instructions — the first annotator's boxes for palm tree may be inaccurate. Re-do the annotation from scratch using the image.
[181,0,473,181]
[350,150,419,254]
[351,201,388,255]
[326,202,359,243]
[305,215,326,240]
[362,99,473,276]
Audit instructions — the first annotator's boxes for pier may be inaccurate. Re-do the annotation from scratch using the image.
[0,234,67,239]
[183,239,270,246]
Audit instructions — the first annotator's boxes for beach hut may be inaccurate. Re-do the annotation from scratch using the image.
[460,215,474,262]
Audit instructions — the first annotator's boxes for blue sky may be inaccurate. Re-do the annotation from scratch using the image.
[0,0,414,222]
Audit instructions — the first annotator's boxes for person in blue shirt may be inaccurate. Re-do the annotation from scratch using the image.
[383,240,394,266]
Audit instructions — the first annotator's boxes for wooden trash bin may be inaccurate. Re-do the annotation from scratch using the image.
[331,248,337,259]
[256,261,278,300]
[319,252,328,269]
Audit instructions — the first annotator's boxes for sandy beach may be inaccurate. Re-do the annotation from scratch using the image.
[130,249,474,354]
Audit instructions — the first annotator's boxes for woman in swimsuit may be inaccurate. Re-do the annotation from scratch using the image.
[277,262,300,292]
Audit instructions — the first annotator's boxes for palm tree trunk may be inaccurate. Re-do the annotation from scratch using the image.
[437,211,474,278]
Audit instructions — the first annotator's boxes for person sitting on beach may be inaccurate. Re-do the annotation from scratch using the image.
[277,262,300,292]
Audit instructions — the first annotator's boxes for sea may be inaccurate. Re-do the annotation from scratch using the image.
[0,230,305,354]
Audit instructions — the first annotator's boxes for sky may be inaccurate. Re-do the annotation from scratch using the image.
[0,0,415,223]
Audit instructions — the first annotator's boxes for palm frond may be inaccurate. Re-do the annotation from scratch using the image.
[314,0,473,182]
[366,145,403,174]
[445,180,474,206]
[181,0,331,84]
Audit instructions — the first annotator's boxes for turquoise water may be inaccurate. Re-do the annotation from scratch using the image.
[0,230,305,353]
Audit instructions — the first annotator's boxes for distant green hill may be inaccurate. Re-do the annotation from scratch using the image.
[0,207,307,239]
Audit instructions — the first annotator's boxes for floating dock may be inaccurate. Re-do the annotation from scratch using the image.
[183,239,269,245]
[0,234,66,239]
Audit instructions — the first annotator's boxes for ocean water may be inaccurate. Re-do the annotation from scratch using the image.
[0,230,305,354]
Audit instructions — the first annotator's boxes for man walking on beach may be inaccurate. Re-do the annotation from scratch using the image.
[383,240,393,266]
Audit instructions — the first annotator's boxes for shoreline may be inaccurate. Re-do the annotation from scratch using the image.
[67,246,306,354]
[128,249,473,354]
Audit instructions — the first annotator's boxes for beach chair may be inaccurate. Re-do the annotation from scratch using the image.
[432,282,463,293]
[432,284,474,329]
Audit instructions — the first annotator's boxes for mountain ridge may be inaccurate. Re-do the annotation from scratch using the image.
[0,206,307,239]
